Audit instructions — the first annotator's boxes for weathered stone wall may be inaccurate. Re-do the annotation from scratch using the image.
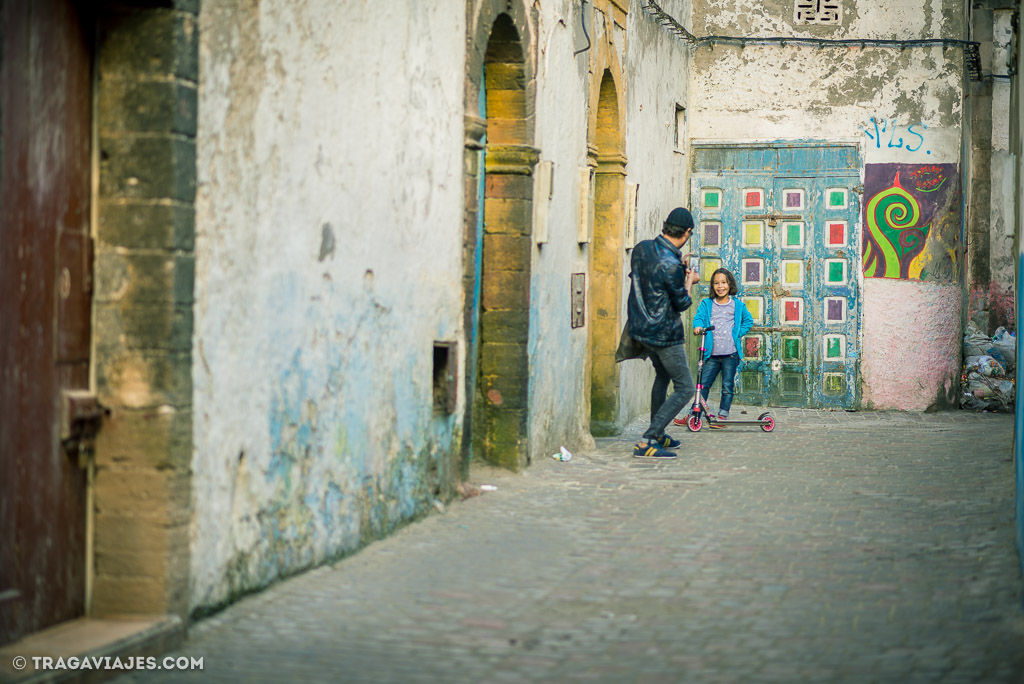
[92,1,198,619]
[688,0,967,410]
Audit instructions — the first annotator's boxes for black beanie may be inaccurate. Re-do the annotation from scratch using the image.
[665,207,694,230]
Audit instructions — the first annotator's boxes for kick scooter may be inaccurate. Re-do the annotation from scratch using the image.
[681,325,775,432]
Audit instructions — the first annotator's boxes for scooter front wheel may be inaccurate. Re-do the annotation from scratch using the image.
[758,412,775,432]
[686,414,703,432]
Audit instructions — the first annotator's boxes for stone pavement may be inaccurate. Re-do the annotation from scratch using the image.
[113,407,1024,684]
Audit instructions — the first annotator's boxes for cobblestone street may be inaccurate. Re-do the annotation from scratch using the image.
[116,408,1024,683]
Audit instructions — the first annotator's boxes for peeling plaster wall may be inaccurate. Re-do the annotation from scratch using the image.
[525,0,595,461]
[861,280,961,410]
[192,0,465,611]
[689,0,966,408]
[618,0,694,424]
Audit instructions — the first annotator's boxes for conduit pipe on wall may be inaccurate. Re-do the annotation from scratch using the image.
[573,0,591,56]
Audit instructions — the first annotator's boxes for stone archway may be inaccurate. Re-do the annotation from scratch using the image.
[589,69,626,436]
[462,8,538,472]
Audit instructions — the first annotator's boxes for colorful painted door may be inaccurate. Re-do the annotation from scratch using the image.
[689,144,861,409]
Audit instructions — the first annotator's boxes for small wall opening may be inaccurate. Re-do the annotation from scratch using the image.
[433,341,457,415]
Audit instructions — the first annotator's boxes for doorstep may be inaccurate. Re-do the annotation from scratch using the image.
[0,615,184,684]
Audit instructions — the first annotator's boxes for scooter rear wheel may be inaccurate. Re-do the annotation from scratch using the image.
[686,414,703,432]
[758,412,775,432]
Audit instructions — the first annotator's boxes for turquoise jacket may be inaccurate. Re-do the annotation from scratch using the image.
[692,297,754,360]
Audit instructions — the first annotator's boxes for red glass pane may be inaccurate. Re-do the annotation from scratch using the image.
[744,337,760,357]
[785,300,800,321]
[745,191,760,207]
[829,223,845,244]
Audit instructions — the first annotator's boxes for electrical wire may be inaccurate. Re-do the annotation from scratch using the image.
[574,0,592,56]
[642,0,987,81]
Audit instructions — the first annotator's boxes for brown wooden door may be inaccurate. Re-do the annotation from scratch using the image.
[1,0,94,645]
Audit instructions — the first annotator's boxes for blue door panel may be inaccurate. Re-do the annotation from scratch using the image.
[690,143,861,409]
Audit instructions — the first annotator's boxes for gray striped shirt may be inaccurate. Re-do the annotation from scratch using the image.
[710,298,736,355]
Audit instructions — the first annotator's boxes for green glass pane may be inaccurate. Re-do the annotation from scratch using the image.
[828,261,844,282]
[829,190,844,206]
[741,371,762,391]
[705,191,720,208]
[783,338,801,361]
[786,224,800,245]
[782,373,803,393]
[825,375,845,395]
[826,337,841,358]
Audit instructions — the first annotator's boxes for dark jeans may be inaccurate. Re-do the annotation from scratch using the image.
[641,342,695,441]
[700,352,740,417]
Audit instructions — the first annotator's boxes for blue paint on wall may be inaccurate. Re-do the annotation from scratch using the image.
[242,315,459,599]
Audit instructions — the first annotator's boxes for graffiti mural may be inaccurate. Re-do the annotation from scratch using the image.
[862,163,961,281]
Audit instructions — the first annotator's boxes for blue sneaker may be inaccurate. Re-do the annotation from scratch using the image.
[659,434,682,448]
[633,441,677,459]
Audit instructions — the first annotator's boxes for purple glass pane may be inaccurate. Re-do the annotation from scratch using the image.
[827,299,844,320]
[785,191,801,208]
[705,224,720,245]
[745,262,760,282]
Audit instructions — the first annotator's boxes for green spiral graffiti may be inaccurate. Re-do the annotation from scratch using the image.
[864,183,920,279]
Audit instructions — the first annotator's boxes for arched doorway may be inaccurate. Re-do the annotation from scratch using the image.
[589,69,626,436]
[463,11,538,472]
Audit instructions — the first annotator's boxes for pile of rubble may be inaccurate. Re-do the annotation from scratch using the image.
[961,322,1016,412]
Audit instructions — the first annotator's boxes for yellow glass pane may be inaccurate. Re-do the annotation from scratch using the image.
[701,259,720,282]
[744,223,761,245]
[744,298,761,320]
[785,262,801,284]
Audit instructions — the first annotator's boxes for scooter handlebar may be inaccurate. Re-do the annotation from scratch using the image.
[695,325,716,333]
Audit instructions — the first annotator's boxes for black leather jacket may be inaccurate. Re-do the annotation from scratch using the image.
[626,235,692,347]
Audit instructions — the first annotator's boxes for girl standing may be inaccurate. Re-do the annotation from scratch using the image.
[680,267,753,428]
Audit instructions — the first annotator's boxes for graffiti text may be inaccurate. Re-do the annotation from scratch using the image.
[863,118,929,154]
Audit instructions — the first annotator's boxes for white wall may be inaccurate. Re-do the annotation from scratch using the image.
[618,0,694,424]
[523,0,696,448]
[687,0,966,410]
[192,0,466,611]
[988,9,1016,290]
[524,0,596,460]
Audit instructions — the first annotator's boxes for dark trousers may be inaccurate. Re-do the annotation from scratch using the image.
[641,342,695,441]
